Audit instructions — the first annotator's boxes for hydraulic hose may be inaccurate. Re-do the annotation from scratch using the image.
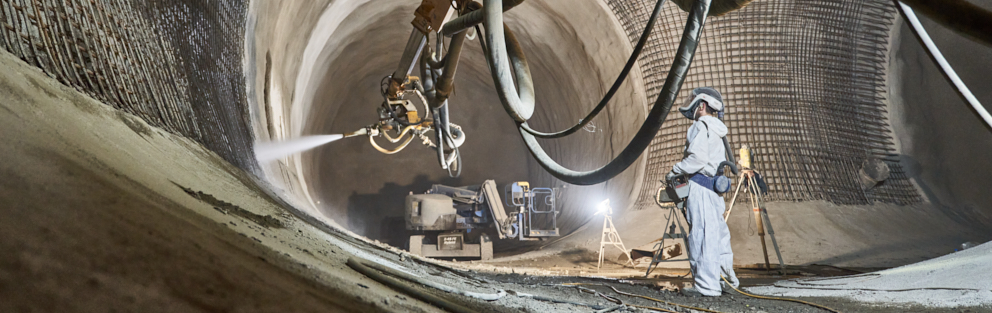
[483,0,536,122]
[382,125,418,143]
[370,133,414,154]
[419,48,442,103]
[502,0,714,185]
[435,29,469,102]
[441,0,524,37]
[519,0,667,138]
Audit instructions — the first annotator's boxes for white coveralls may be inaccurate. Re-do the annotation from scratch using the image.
[671,115,740,296]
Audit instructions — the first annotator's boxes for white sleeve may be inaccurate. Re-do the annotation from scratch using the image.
[672,123,709,175]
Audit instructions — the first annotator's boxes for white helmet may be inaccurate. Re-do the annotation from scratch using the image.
[678,87,724,120]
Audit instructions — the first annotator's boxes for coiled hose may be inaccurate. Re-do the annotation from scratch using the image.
[479,0,714,185]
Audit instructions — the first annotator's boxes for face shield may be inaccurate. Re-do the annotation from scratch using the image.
[678,92,724,120]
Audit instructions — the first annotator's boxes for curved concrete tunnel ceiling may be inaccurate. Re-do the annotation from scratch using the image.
[247,0,992,260]
[275,0,648,250]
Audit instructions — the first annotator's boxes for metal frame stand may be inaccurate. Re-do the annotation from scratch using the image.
[598,212,633,269]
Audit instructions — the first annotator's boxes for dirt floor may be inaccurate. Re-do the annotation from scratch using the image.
[5,49,992,312]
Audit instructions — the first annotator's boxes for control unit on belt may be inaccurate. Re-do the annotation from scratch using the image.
[405,180,559,260]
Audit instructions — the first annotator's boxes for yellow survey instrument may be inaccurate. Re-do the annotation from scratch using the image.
[739,144,752,169]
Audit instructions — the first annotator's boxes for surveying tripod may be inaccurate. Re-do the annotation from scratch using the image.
[725,168,786,273]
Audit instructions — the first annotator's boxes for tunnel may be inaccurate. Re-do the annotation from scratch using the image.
[285,0,647,251]
[2,0,992,311]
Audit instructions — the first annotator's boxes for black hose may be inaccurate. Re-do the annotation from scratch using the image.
[509,0,714,185]
[433,106,447,168]
[721,137,738,175]
[346,258,476,313]
[426,52,447,69]
[482,0,536,122]
[441,0,524,37]
[435,30,469,102]
[519,0,667,138]
[475,25,490,58]
[420,50,435,96]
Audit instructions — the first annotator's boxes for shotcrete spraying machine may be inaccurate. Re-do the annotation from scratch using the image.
[405,180,559,260]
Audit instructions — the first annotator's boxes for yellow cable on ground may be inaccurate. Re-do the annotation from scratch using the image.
[561,283,723,313]
[721,276,841,313]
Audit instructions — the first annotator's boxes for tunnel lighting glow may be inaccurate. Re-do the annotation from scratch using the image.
[595,199,611,216]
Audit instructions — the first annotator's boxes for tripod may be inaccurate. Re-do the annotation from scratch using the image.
[644,182,691,277]
[643,204,689,277]
[596,200,633,269]
[725,169,786,273]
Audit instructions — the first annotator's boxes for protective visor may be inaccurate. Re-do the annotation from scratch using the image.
[678,93,724,120]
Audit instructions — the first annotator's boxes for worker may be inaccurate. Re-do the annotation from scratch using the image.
[668,87,740,296]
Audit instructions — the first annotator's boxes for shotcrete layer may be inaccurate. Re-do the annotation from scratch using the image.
[247,0,648,250]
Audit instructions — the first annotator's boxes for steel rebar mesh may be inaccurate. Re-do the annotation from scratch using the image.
[607,0,922,207]
[0,0,254,171]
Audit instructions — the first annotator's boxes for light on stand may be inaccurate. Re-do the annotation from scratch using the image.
[595,198,633,268]
[595,199,612,216]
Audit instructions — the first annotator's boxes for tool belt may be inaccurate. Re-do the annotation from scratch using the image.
[690,173,731,194]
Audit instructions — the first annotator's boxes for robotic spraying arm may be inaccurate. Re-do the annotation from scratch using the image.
[349,0,749,183]
[346,0,472,177]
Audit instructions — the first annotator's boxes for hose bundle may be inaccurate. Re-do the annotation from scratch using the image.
[468,0,714,185]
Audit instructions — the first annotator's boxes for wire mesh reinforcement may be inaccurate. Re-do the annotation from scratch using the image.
[606,0,922,207]
[0,0,255,171]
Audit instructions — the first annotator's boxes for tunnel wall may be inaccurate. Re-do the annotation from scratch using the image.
[0,0,257,171]
[887,3,992,227]
[269,0,650,247]
[608,0,923,208]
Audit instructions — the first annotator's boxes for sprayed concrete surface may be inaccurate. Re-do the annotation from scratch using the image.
[0,49,420,312]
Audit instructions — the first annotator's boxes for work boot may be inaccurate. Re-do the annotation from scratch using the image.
[720,281,738,295]
[680,286,704,297]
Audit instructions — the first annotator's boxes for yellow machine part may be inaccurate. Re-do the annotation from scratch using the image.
[406,111,419,124]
